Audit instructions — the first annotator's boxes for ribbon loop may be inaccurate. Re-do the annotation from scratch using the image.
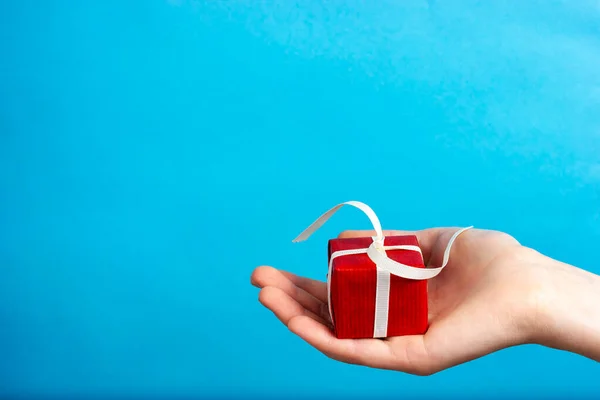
[292,201,384,244]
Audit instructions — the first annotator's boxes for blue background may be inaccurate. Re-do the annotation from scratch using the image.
[1,0,600,398]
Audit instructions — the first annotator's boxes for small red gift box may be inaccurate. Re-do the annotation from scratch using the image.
[293,201,471,340]
[328,235,428,339]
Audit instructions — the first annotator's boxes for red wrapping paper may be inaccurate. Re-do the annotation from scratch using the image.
[328,234,428,339]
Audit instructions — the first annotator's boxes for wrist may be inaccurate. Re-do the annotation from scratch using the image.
[524,249,600,360]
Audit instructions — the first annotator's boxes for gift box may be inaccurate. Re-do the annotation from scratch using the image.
[294,201,471,340]
[328,234,428,339]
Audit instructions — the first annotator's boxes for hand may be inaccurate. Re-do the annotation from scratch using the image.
[251,227,600,374]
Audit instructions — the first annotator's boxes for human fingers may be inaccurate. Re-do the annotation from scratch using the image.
[258,286,332,328]
[278,270,328,303]
[251,266,330,322]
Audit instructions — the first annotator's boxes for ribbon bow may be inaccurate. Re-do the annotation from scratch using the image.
[293,201,472,338]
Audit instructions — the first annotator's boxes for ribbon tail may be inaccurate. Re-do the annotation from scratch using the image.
[439,226,473,268]
[368,226,474,280]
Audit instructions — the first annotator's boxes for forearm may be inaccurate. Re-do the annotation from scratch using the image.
[532,253,600,361]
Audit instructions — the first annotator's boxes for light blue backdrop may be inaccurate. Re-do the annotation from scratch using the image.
[1,0,599,398]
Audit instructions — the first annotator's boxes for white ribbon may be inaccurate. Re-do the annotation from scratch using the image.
[293,201,472,338]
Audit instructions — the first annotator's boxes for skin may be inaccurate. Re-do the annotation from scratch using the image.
[250,227,600,375]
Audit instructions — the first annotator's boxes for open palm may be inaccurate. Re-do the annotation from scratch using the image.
[251,227,543,375]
